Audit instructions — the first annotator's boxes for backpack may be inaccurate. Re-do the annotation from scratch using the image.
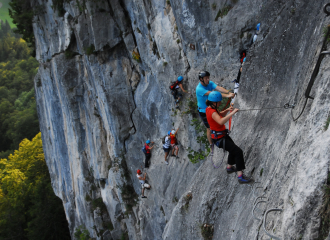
[162,135,167,144]
[142,145,147,154]
[169,80,179,90]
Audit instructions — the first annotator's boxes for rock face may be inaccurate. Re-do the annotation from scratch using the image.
[33,0,330,239]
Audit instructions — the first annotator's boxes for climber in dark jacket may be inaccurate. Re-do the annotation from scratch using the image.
[205,91,252,184]
[143,140,154,168]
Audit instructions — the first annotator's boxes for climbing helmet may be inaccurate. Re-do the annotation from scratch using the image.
[168,131,171,135]
[137,169,142,174]
[208,91,222,102]
[198,71,210,79]
[146,139,151,144]
[177,76,183,81]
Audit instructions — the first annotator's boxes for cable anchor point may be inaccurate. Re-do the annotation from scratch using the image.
[284,103,295,109]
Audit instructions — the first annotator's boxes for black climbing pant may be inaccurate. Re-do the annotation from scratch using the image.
[171,89,182,100]
[214,135,246,171]
[145,153,151,168]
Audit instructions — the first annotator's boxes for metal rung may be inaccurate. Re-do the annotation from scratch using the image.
[321,51,330,55]
[263,208,283,240]
[254,195,267,206]
[252,200,267,220]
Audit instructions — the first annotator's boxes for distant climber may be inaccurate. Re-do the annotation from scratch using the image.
[170,128,180,158]
[143,139,154,168]
[163,131,171,164]
[240,50,246,63]
[205,91,252,183]
[170,76,190,108]
[232,67,242,105]
[196,71,235,146]
[136,169,151,198]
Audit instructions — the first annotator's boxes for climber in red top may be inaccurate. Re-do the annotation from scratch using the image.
[170,128,179,158]
[205,91,252,184]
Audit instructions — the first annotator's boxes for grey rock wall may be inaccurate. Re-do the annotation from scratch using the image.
[33,0,330,239]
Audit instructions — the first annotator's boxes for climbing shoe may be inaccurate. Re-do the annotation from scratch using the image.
[142,196,147,198]
[165,161,169,165]
[176,155,179,159]
[238,174,252,184]
[171,154,176,157]
[226,166,237,174]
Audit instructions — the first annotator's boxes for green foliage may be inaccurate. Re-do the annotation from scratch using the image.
[8,0,35,54]
[85,44,95,55]
[0,133,71,240]
[132,50,141,62]
[182,97,211,163]
[172,196,178,203]
[103,220,114,231]
[0,0,16,27]
[120,232,129,240]
[260,168,263,176]
[166,0,171,6]
[65,49,77,59]
[163,61,168,67]
[317,173,330,240]
[325,113,330,131]
[212,3,216,10]
[215,5,232,21]
[74,225,91,240]
[91,197,108,214]
[52,0,68,17]
[0,33,39,154]
[187,118,210,164]
[176,39,180,43]
[200,224,214,240]
[323,26,330,44]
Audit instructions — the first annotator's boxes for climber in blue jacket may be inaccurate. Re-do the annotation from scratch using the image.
[196,71,235,146]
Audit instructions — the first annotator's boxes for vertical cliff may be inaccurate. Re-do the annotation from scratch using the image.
[33,0,330,239]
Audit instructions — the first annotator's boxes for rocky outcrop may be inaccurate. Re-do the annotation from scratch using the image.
[33,0,330,239]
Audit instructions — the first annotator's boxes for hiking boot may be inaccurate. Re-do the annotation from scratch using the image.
[171,154,176,157]
[226,166,237,174]
[142,196,147,198]
[176,155,179,159]
[238,174,252,184]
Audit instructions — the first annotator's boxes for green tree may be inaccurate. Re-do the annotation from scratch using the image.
[0,133,71,240]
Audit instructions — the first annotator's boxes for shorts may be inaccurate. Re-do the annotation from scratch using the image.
[198,111,210,128]
[163,146,171,152]
[170,144,178,149]
[140,182,150,189]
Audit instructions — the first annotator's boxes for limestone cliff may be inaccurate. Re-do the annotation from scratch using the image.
[33,0,330,239]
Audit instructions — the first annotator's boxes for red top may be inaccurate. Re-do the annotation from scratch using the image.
[145,144,151,154]
[170,134,177,144]
[206,107,226,132]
